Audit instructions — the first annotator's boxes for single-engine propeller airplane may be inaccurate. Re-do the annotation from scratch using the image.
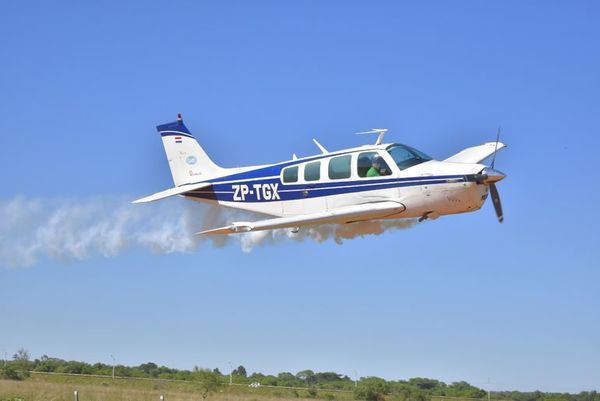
[134,114,507,234]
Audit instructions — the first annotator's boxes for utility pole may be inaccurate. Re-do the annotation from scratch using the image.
[353,370,358,388]
[487,377,491,401]
[228,362,233,385]
[3,349,6,367]
[111,355,116,380]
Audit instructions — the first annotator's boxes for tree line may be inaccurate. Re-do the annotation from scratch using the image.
[1,348,598,401]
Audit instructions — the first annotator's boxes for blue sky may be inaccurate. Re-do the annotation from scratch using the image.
[1,0,599,393]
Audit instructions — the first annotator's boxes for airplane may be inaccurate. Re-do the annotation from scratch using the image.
[133,114,506,235]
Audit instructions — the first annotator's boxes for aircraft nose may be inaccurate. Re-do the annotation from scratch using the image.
[481,167,506,183]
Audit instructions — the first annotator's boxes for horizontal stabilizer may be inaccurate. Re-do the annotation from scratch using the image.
[445,142,507,164]
[132,182,211,203]
[197,201,406,235]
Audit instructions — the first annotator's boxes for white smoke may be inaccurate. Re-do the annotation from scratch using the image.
[0,196,418,268]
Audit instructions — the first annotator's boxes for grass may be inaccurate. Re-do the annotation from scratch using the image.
[0,373,488,401]
[0,373,354,401]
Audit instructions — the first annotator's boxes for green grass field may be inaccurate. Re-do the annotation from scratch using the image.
[0,372,356,401]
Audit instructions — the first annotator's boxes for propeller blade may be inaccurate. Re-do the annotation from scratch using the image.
[491,127,501,169]
[489,183,504,223]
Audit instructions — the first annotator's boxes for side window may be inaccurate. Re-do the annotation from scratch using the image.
[357,152,392,178]
[283,166,298,183]
[328,155,352,179]
[304,161,320,181]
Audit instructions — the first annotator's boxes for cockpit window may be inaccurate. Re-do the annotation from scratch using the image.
[387,144,432,170]
[357,152,392,178]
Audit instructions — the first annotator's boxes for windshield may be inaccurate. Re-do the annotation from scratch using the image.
[387,144,433,170]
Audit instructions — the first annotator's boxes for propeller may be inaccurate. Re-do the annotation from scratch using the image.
[489,127,504,223]
[489,182,504,223]
[490,127,501,169]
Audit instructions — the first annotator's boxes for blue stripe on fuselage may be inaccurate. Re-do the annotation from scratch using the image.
[184,175,466,203]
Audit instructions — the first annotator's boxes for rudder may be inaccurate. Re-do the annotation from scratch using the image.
[157,114,223,186]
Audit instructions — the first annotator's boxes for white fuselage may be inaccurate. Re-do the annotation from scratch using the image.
[183,144,489,223]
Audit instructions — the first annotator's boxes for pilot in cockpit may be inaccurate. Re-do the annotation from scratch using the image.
[367,156,386,177]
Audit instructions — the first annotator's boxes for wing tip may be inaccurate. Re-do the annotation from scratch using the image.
[131,197,151,204]
[488,141,507,149]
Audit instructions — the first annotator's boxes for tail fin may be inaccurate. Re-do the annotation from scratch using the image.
[157,114,223,186]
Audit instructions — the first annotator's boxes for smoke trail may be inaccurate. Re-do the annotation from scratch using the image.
[0,196,218,267]
[0,196,418,268]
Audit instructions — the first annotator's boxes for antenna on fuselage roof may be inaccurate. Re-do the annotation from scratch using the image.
[355,128,388,145]
[312,138,329,154]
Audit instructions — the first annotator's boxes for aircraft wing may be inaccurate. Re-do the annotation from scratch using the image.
[197,201,406,235]
[445,142,507,164]
[132,182,211,203]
